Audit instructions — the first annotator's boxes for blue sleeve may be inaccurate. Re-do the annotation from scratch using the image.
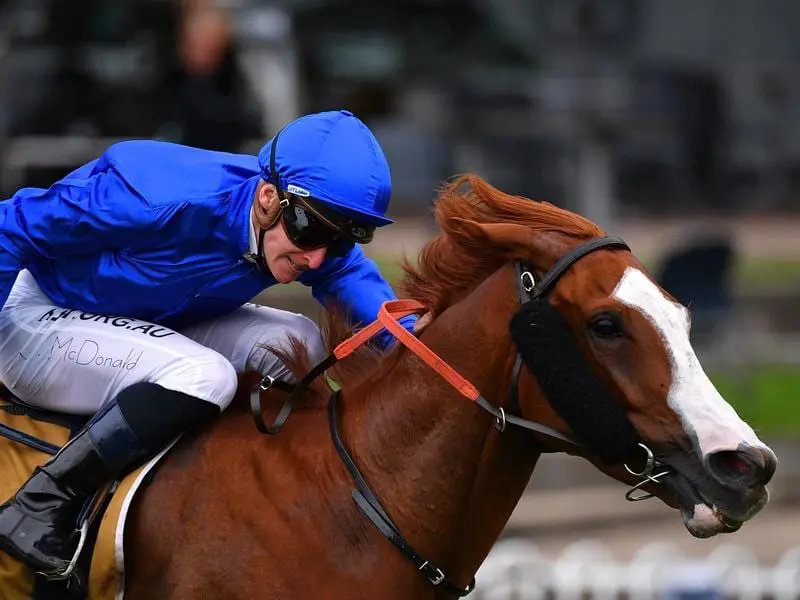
[0,167,156,310]
[299,246,416,350]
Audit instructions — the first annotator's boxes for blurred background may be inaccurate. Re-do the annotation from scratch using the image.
[0,0,798,597]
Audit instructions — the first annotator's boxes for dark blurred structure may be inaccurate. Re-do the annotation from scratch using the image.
[1,0,800,219]
[292,0,542,207]
[0,0,265,192]
[5,0,175,138]
[285,0,800,220]
[164,2,263,151]
[656,234,736,344]
[618,66,728,214]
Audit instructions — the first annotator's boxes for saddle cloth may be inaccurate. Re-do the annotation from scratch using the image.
[0,397,169,600]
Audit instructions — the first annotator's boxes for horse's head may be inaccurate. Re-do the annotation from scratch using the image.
[404,175,776,539]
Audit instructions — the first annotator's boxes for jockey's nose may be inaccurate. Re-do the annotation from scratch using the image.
[705,445,777,490]
[303,247,327,270]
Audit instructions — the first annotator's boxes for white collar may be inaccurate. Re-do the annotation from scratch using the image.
[248,204,258,255]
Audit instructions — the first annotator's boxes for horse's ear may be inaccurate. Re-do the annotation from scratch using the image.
[449,219,532,251]
[449,218,564,266]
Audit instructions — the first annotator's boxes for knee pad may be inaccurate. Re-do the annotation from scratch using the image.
[114,382,222,453]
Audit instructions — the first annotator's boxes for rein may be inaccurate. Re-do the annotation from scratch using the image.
[249,235,670,596]
[253,299,579,443]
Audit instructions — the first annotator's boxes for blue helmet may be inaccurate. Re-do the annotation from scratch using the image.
[257,110,393,227]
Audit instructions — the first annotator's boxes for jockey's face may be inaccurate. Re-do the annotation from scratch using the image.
[253,181,328,282]
[262,224,328,283]
[253,180,362,282]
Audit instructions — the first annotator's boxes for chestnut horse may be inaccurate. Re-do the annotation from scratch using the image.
[120,174,776,599]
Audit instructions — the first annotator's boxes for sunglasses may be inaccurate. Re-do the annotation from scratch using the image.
[279,196,374,258]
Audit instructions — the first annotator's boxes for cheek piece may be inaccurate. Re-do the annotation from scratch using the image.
[509,298,639,464]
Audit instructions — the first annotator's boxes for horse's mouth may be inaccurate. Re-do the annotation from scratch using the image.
[660,468,766,538]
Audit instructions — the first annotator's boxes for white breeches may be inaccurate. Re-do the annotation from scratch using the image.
[0,270,326,415]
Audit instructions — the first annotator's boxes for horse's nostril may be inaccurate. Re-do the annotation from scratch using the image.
[706,447,777,489]
[722,452,752,475]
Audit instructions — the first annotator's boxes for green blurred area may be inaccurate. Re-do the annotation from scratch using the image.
[735,258,800,289]
[710,365,800,438]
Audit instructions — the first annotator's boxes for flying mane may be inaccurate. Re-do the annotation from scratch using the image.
[255,173,604,402]
[399,173,604,316]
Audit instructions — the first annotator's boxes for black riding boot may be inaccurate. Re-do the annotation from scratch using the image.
[0,382,220,579]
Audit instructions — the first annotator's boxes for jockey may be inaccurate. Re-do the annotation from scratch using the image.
[0,109,414,578]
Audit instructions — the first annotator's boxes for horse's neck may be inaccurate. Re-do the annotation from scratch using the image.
[341,270,540,583]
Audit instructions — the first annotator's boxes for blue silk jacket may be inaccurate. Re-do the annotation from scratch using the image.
[0,140,411,347]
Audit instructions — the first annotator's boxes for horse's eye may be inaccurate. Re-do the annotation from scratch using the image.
[589,314,624,339]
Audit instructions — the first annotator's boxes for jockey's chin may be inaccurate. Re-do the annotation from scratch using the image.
[271,255,306,283]
[262,228,327,283]
[268,248,326,283]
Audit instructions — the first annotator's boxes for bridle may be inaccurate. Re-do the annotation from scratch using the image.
[250,235,671,596]
[507,237,671,501]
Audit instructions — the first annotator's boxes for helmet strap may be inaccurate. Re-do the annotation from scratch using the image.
[253,227,269,274]
[250,127,288,275]
[251,194,284,275]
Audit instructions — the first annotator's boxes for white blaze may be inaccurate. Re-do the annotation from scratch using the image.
[611,267,764,456]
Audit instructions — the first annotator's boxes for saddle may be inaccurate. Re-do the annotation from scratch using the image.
[0,390,167,600]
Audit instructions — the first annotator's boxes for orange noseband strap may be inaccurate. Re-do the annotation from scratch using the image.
[253,299,485,435]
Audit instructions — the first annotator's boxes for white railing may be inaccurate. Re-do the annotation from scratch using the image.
[473,539,800,599]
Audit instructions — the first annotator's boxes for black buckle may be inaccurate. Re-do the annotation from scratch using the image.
[260,375,275,391]
[419,561,445,586]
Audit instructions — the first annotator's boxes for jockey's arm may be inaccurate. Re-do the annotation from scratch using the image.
[299,245,416,350]
[0,166,156,310]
